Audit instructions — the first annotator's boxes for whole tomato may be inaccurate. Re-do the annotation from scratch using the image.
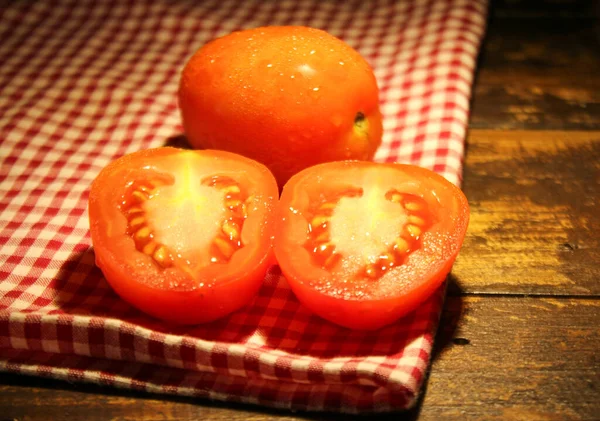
[179,26,383,186]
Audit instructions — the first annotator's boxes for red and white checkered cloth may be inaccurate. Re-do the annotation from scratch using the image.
[0,0,487,413]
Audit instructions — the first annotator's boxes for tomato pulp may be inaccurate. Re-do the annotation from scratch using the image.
[274,161,470,330]
[88,148,278,324]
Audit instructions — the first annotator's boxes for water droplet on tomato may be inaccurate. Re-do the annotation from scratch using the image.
[298,63,316,78]
[309,50,316,55]
[312,87,319,92]
[266,63,272,68]
[339,61,345,66]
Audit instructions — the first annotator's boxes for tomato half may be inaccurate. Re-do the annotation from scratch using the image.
[88,148,278,324]
[274,161,469,330]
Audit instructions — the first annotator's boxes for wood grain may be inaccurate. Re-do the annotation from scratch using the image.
[454,130,600,295]
[491,0,600,18]
[1,296,598,421]
[421,296,600,421]
[470,6,600,130]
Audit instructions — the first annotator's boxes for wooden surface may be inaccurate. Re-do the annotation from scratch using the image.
[2,1,599,420]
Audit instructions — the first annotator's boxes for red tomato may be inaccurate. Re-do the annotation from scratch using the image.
[274,161,470,330]
[88,148,278,324]
[179,26,382,186]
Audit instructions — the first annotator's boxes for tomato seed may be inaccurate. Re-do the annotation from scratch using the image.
[127,206,144,216]
[323,252,341,269]
[131,190,148,203]
[153,245,173,268]
[214,236,235,259]
[134,226,151,241]
[129,216,145,228]
[223,185,241,195]
[406,224,422,238]
[222,220,240,242]
[408,215,426,226]
[394,237,410,253]
[311,215,329,229]
[404,200,425,212]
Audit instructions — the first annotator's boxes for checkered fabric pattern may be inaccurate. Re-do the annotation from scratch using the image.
[0,0,487,413]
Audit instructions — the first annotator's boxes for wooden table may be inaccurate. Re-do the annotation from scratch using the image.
[2,1,599,419]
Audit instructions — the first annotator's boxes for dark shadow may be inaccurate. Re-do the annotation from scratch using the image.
[163,133,192,149]
[1,370,423,420]
[430,274,465,363]
[53,247,260,342]
[52,247,135,318]
[403,273,465,420]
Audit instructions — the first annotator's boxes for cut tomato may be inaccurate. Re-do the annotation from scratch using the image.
[274,161,469,330]
[88,147,278,324]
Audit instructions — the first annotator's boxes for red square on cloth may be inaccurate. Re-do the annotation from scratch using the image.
[0,0,487,413]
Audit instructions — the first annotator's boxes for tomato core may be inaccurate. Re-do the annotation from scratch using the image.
[118,161,251,278]
[304,185,432,280]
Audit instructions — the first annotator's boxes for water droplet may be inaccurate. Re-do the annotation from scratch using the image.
[310,50,316,55]
[266,63,272,68]
[312,87,319,92]
[298,63,316,78]
[290,75,295,79]
[339,61,345,65]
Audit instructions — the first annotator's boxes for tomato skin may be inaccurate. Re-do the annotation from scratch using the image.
[88,148,278,325]
[274,161,470,330]
[179,26,382,186]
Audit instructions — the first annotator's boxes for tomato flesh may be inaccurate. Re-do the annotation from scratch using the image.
[88,148,278,324]
[274,161,469,330]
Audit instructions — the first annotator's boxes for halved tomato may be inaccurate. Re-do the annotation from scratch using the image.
[274,161,469,330]
[88,147,278,324]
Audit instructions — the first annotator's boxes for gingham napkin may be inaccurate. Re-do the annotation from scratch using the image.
[0,0,487,413]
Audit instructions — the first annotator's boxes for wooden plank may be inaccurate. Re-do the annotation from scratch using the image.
[470,84,600,130]
[476,16,599,87]
[491,0,600,18]
[469,5,600,130]
[1,296,598,420]
[420,296,600,421]
[453,130,600,295]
